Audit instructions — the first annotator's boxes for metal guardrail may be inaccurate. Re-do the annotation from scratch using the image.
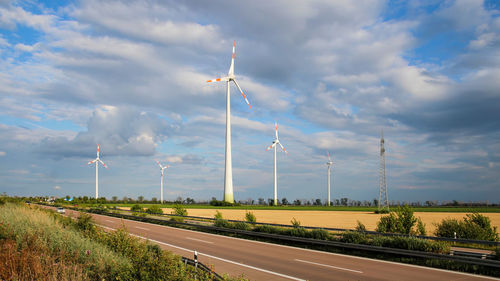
[181,257,224,281]
[80,208,500,269]
[119,208,500,247]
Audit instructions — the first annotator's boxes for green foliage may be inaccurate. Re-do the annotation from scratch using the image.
[75,213,97,237]
[0,197,5,205]
[376,205,426,235]
[130,204,144,212]
[495,247,500,261]
[291,217,301,228]
[172,204,188,216]
[214,210,223,220]
[355,220,367,232]
[233,221,251,231]
[374,208,390,214]
[435,213,499,241]
[245,211,256,223]
[146,205,163,215]
[371,236,449,254]
[416,218,427,236]
[341,231,368,244]
[309,229,330,240]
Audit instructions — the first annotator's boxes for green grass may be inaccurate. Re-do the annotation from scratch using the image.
[68,203,500,213]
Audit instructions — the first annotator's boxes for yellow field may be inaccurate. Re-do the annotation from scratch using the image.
[162,208,500,234]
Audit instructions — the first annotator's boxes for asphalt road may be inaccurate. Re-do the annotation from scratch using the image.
[58,208,499,281]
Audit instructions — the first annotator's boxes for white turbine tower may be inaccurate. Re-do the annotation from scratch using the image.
[206,40,252,203]
[87,144,108,199]
[156,161,170,204]
[266,121,287,206]
[326,151,333,206]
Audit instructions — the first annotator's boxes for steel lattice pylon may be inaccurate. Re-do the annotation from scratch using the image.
[378,129,389,211]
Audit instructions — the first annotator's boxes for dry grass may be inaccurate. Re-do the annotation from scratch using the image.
[160,208,500,234]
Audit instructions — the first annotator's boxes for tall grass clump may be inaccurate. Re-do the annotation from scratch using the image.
[245,211,256,223]
[0,203,131,280]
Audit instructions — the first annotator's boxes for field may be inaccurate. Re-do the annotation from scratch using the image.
[155,208,500,234]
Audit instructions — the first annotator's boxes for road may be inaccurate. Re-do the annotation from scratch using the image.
[59,208,498,281]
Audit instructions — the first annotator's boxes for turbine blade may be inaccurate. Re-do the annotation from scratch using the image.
[87,159,97,165]
[266,142,277,151]
[228,40,235,76]
[327,151,331,161]
[156,160,163,169]
[232,79,252,109]
[99,159,108,169]
[275,120,279,139]
[279,142,288,154]
[206,77,229,83]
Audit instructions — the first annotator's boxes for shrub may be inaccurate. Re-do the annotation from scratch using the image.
[416,218,426,236]
[75,213,97,237]
[253,225,282,235]
[341,231,368,244]
[309,229,330,240]
[372,236,449,254]
[376,205,425,235]
[286,227,308,238]
[172,204,188,216]
[245,211,256,223]
[435,213,499,241]
[130,204,143,212]
[146,205,163,215]
[355,220,367,232]
[233,221,251,231]
[374,208,390,214]
[291,217,301,228]
[214,210,223,220]
[214,219,232,228]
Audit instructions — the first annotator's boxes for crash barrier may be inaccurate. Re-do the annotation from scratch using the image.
[81,208,500,269]
[181,257,224,281]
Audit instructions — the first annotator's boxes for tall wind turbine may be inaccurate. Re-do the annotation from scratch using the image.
[266,121,287,206]
[156,161,170,204]
[326,151,333,206]
[87,144,108,199]
[206,41,252,203]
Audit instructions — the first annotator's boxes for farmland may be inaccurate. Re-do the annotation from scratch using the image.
[108,205,500,234]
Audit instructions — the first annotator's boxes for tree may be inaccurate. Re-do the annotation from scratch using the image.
[258,198,266,205]
[138,196,144,202]
[313,199,322,206]
[267,198,274,206]
[340,198,348,206]
[112,196,118,202]
[293,199,301,206]
[151,197,157,203]
[281,198,289,205]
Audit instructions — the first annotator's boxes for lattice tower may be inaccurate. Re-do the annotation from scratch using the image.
[378,129,389,211]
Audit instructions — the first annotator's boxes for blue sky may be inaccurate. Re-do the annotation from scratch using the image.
[0,0,499,203]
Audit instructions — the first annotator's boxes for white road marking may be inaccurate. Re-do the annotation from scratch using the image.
[186,237,214,244]
[92,213,499,281]
[134,226,150,231]
[294,259,363,274]
[105,220,115,223]
[97,223,306,281]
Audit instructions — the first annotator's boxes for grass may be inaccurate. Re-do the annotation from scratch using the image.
[1,203,246,281]
[68,203,500,213]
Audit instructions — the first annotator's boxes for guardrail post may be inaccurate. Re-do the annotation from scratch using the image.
[194,250,198,268]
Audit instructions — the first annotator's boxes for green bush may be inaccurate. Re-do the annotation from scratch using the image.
[435,213,498,241]
[214,218,232,228]
[291,217,301,228]
[214,210,223,220]
[356,220,367,232]
[146,205,163,215]
[341,231,368,244]
[371,236,449,254]
[376,205,426,235]
[130,204,143,212]
[172,204,187,216]
[308,229,330,240]
[233,221,251,231]
[253,224,282,235]
[286,227,308,238]
[75,213,97,237]
[245,211,256,223]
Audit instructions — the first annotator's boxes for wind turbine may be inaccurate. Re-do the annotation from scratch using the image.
[206,40,252,203]
[156,161,170,204]
[87,144,108,199]
[266,121,287,206]
[326,151,333,206]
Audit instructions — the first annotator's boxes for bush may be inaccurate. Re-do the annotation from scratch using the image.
[286,227,308,238]
[76,213,97,237]
[233,221,251,231]
[291,218,301,228]
[171,204,187,216]
[356,220,367,232]
[371,236,449,254]
[435,213,499,241]
[146,205,163,215]
[245,211,256,223]
[376,205,425,235]
[341,231,368,244]
[130,204,143,212]
[416,218,426,236]
[214,210,223,220]
[309,229,330,240]
[374,208,390,214]
[253,225,282,235]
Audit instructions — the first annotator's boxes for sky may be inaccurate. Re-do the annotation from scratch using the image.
[0,0,499,203]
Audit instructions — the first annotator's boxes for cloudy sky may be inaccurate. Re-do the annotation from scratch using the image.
[1,0,499,203]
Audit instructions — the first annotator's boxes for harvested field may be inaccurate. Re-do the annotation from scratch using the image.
[160,208,500,234]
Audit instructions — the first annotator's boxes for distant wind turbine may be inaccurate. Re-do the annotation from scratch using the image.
[87,144,108,199]
[206,40,252,203]
[156,161,170,204]
[326,151,333,206]
[266,121,287,206]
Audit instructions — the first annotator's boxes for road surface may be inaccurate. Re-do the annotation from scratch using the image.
[57,208,499,281]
